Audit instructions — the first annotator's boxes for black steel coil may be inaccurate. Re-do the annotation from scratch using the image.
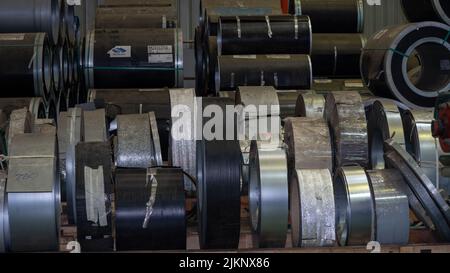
[218,15,311,55]
[195,26,207,96]
[96,7,177,29]
[206,36,218,95]
[115,168,186,251]
[98,0,176,8]
[401,0,450,25]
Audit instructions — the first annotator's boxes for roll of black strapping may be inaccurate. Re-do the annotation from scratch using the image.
[216,54,312,92]
[96,7,177,29]
[115,168,186,251]
[196,139,241,249]
[0,33,53,101]
[289,0,364,33]
[218,15,311,55]
[312,33,365,78]
[84,28,183,90]
[75,142,114,252]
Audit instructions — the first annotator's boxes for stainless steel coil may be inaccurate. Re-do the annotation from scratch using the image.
[295,92,326,118]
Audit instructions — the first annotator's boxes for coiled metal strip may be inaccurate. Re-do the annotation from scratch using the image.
[169,88,196,193]
[334,166,374,246]
[325,91,368,170]
[290,169,335,247]
[249,141,288,248]
[366,169,409,245]
[367,99,405,170]
[115,112,163,168]
[83,109,107,142]
[6,133,60,252]
[0,171,6,253]
[284,117,332,171]
[7,108,33,148]
[295,92,325,118]
[236,86,280,117]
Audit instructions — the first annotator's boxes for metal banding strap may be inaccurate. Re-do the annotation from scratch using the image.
[284,117,332,171]
[325,91,369,170]
[290,169,335,247]
[115,112,162,168]
[356,0,364,33]
[236,16,241,39]
[0,171,6,253]
[115,168,186,251]
[265,16,272,38]
[366,169,409,245]
[295,92,326,118]
[75,142,114,252]
[294,16,298,40]
[334,166,374,246]
[197,139,241,249]
[295,0,302,15]
[7,108,33,149]
[249,141,288,248]
[169,88,196,194]
[367,99,405,170]
[83,109,107,142]
[149,112,163,166]
[6,133,60,252]
[385,139,450,241]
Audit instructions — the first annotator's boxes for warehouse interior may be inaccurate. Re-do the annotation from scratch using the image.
[0,0,449,254]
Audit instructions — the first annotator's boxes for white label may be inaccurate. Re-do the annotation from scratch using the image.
[0,34,25,41]
[344,80,364,88]
[107,46,131,58]
[148,54,173,63]
[314,79,333,84]
[148,45,173,54]
[233,55,257,59]
[66,0,81,5]
[266,55,291,59]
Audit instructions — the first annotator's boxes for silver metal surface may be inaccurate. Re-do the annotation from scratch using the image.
[0,171,6,253]
[249,141,288,248]
[236,86,280,117]
[175,28,184,87]
[295,92,325,118]
[83,109,107,142]
[33,33,52,101]
[432,0,450,25]
[290,169,335,247]
[366,169,409,245]
[334,166,374,246]
[6,133,60,252]
[325,91,368,169]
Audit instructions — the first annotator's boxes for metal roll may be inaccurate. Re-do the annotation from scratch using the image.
[385,139,450,241]
[196,139,241,249]
[0,0,62,44]
[401,0,450,25]
[6,133,60,252]
[115,167,186,251]
[46,95,57,120]
[365,169,410,245]
[216,54,312,92]
[290,169,335,247]
[249,141,288,248]
[0,97,46,119]
[334,166,374,246]
[84,28,183,90]
[96,7,177,29]
[83,109,107,142]
[325,91,368,170]
[295,92,325,118]
[236,86,280,118]
[169,89,196,193]
[115,112,163,168]
[195,26,207,96]
[99,0,177,7]
[367,99,405,170]
[284,117,333,172]
[289,0,364,33]
[311,33,365,78]
[58,108,83,224]
[361,22,450,110]
[277,91,301,119]
[7,108,33,148]
[217,15,312,55]
[63,2,76,46]
[0,33,53,102]
[75,141,114,252]
[0,171,6,252]
[206,35,218,95]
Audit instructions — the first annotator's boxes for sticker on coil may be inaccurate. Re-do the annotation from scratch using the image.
[148,45,173,54]
[0,34,25,41]
[233,55,257,59]
[148,54,173,63]
[107,46,131,58]
[266,55,291,59]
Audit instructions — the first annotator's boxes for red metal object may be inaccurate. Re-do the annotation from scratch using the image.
[432,102,450,153]
[280,0,289,14]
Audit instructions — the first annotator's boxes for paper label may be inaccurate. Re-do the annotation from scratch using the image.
[148,45,173,54]
[0,34,25,41]
[233,55,257,59]
[266,55,291,59]
[107,46,131,58]
[148,54,173,63]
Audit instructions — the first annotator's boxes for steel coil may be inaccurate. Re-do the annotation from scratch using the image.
[0,171,6,253]
[6,133,60,252]
[334,166,374,246]
[284,117,333,172]
[325,91,368,170]
[84,28,183,89]
[196,139,241,249]
[365,169,410,245]
[236,86,280,118]
[46,95,57,120]
[63,2,76,46]
[401,0,450,25]
[99,0,176,7]
[7,108,33,148]
[195,26,207,96]
[367,99,405,170]
[216,54,312,92]
[96,7,177,29]
[277,91,300,119]
[0,97,46,119]
[290,169,335,247]
[0,0,62,44]
[311,33,365,78]
[0,33,53,102]
[115,112,163,168]
[249,141,288,248]
[83,109,108,142]
[75,141,114,252]
[115,167,186,251]
[217,15,311,55]
[361,22,450,110]
[206,35,218,95]
[289,0,364,33]
[295,92,325,118]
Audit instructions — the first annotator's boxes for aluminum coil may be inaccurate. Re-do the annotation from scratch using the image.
[290,169,335,247]
[295,92,325,118]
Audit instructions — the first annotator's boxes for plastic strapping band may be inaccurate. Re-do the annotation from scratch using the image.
[88,66,182,71]
[294,16,299,40]
[236,16,241,39]
[27,52,36,70]
[363,48,410,58]
[266,16,273,38]
[142,168,158,229]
